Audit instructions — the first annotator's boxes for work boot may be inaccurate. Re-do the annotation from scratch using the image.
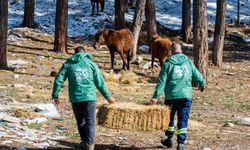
[161,136,173,148]
[177,143,184,150]
[86,143,95,150]
[78,141,86,149]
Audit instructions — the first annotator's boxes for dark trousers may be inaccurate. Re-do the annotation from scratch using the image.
[165,98,192,144]
[72,101,96,145]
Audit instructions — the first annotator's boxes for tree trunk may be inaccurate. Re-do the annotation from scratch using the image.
[23,0,37,28]
[0,0,8,69]
[236,0,240,25]
[131,0,146,61]
[54,0,68,53]
[193,0,208,81]
[115,0,126,29]
[181,0,191,43]
[145,0,157,54]
[213,0,227,67]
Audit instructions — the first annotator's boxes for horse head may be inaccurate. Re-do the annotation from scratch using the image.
[94,28,106,50]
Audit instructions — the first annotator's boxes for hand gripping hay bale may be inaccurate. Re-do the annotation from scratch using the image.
[97,103,170,131]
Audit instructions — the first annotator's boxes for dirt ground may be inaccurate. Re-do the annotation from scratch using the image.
[0,27,249,150]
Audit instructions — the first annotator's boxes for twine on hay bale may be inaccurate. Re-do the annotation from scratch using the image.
[97,103,170,131]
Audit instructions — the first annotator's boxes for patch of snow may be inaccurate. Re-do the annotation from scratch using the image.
[138,45,149,53]
[243,37,250,45]
[181,42,193,51]
[202,148,212,150]
[24,129,37,138]
[33,103,60,119]
[33,142,50,149]
[7,30,25,42]
[207,2,217,9]
[36,55,45,59]
[143,62,160,69]
[12,83,28,88]
[2,140,13,145]
[239,117,250,126]
[16,148,28,150]
[2,115,22,124]
[0,112,6,120]
[24,117,48,125]
[8,59,29,67]
[7,0,250,37]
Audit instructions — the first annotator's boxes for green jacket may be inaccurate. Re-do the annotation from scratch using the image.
[51,53,111,103]
[153,53,206,100]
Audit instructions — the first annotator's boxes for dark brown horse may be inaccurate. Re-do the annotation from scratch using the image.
[91,0,105,16]
[151,35,173,68]
[94,29,133,71]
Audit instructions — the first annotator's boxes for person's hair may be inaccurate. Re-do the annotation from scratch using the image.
[75,46,86,54]
[171,43,182,53]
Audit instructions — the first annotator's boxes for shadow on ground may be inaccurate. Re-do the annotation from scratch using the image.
[0,140,164,150]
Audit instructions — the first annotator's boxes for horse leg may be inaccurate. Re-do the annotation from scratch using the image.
[160,59,163,67]
[110,50,115,72]
[151,55,155,69]
[101,0,105,11]
[96,1,99,15]
[126,49,130,70]
[91,1,95,16]
[119,51,127,70]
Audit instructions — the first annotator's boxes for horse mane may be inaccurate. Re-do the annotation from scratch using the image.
[101,29,112,39]
[152,34,160,42]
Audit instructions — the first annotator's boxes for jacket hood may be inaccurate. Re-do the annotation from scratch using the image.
[168,53,188,65]
[67,53,92,63]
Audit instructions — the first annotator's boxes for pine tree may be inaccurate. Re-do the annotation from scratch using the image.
[0,0,8,69]
[115,0,127,29]
[236,0,240,25]
[23,0,37,28]
[193,0,208,81]
[213,0,227,67]
[182,0,191,42]
[131,0,146,61]
[145,0,157,54]
[54,0,68,53]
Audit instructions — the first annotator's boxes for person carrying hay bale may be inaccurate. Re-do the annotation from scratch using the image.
[150,43,206,150]
[51,46,115,150]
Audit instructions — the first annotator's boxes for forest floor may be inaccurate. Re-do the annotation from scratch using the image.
[0,27,250,150]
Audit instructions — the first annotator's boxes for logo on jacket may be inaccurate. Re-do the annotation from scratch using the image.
[175,65,188,78]
[74,68,88,80]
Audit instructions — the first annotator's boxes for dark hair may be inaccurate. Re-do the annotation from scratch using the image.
[75,46,86,54]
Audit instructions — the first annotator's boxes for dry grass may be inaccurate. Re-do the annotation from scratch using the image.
[14,109,43,119]
[119,71,140,84]
[2,27,249,149]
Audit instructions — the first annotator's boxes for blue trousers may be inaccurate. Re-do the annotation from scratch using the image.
[72,101,96,145]
[165,98,192,144]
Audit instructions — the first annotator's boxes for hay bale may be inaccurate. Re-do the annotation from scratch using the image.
[97,103,170,131]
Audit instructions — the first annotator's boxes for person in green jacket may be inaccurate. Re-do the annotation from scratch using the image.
[150,43,206,150]
[51,46,115,150]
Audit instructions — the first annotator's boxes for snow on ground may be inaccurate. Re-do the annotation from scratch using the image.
[8,0,250,37]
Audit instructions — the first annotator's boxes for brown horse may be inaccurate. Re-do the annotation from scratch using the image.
[94,29,133,71]
[91,0,105,16]
[151,35,173,68]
